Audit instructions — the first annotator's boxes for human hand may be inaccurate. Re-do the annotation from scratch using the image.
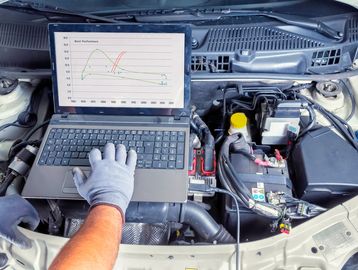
[72,143,137,218]
[0,194,39,249]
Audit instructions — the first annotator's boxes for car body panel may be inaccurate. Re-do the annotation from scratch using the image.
[1,194,358,270]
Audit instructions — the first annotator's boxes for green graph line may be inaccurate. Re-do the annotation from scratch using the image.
[80,49,168,85]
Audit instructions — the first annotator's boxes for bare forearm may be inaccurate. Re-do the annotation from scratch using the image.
[50,205,123,270]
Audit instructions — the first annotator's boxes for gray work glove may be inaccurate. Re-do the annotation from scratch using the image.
[0,194,39,249]
[72,143,137,219]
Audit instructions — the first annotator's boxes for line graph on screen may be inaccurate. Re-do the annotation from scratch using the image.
[55,32,185,108]
[80,49,168,86]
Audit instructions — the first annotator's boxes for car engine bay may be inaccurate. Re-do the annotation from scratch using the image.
[1,78,358,246]
[0,0,358,252]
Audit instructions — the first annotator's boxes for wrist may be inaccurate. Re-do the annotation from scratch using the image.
[89,190,129,222]
[90,204,125,223]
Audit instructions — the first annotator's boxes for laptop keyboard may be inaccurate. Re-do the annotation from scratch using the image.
[38,128,185,169]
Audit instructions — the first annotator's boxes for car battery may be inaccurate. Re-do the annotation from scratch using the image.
[223,149,293,240]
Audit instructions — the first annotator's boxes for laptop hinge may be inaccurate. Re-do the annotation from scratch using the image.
[174,111,190,121]
[61,112,70,119]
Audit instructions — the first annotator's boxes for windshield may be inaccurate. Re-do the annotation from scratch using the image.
[5,0,307,13]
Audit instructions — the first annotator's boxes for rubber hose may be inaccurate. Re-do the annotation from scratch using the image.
[181,201,235,243]
[126,201,235,244]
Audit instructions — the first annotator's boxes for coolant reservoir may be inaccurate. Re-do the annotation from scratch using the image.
[228,112,251,142]
[0,80,37,160]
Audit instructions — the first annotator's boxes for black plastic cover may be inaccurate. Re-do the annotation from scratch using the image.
[292,127,358,205]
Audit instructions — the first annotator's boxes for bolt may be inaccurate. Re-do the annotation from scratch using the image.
[192,38,199,49]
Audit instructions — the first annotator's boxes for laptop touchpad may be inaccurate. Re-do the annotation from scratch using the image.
[62,169,90,193]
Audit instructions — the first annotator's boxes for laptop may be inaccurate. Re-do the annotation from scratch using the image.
[22,23,191,202]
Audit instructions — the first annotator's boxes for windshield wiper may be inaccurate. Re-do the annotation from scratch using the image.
[1,0,119,23]
[1,2,343,41]
[133,8,343,41]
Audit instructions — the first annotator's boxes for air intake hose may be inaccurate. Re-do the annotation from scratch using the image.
[180,201,235,243]
[126,201,235,244]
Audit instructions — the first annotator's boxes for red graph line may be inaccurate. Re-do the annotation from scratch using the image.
[111,51,126,73]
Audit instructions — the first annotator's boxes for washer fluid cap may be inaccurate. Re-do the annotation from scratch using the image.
[230,113,247,129]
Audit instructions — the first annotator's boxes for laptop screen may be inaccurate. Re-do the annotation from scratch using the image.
[49,24,191,116]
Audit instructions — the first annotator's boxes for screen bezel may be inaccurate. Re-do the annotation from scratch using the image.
[49,23,191,116]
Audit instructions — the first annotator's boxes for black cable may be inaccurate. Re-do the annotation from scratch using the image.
[316,105,356,146]
[342,79,356,122]
[218,136,283,219]
[297,104,316,138]
[6,119,49,160]
[0,120,35,133]
[219,156,252,205]
[283,83,314,93]
[219,133,326,222]
[215,86,239,144]
[216,151,236,191]
[189,185,241,270]
[230,89,285,113]
[296,93,358,150]
[231,149,256,162]
[223,154,284,218]
[211,187,240,270]
[242,87,287,99]
[317,105,357,148]
[223,88,228,120]
[0,173,16,196]
[216,85,286,142]
[0,82,46,134]
[230,100,256,111]
[214,133,225,145]
[8,139,41,161]
[23,119,50,141]
[190,120,200,136]
[0,121,18,132]
[214,87,228,145]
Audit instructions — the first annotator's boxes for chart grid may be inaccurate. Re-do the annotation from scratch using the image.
[54,32,185,108]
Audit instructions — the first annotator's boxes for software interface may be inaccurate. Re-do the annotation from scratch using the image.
[54,32,185,108]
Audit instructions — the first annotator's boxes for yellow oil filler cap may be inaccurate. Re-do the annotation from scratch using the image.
[230,112,247,129]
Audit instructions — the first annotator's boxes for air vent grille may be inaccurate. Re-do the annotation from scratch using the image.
[214,55,230,71]
[191,55,230,72]
[191,55,207,71]
[348,17,358,42]
[0,23,48,50]
[311,49,341,67]
[207,27,325,52]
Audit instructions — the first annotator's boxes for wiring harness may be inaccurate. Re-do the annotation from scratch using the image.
[284,80,358,151]
[217,133,326,231]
